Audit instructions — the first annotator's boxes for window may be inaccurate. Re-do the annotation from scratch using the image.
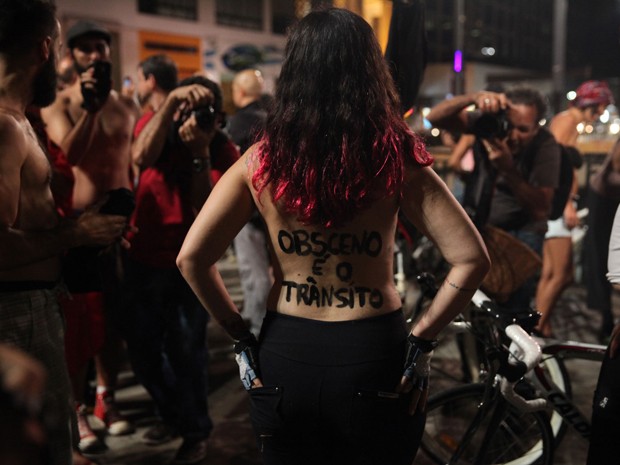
[216,0,264,30]
[138,0,198,21]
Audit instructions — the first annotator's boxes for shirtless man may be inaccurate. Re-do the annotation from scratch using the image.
[0,2,129,464]
[43,20,137,208]
[41,20,139,446]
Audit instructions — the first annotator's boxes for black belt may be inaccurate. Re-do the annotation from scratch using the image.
[0,281,57,292]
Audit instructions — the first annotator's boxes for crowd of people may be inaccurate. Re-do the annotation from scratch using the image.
[0,1,619,465]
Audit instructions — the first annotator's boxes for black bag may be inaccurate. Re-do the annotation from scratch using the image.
[549,146,581,220]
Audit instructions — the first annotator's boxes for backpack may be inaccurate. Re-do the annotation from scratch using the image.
[549,145,582,220]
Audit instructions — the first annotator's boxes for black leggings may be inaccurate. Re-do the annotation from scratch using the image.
[587,346,620,465]
[584,188,619,335]
[251,310,425,465]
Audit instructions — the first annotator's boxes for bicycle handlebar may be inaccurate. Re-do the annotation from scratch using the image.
[472,289,547,411]
[416,276,547,411]
[500,324,547,412]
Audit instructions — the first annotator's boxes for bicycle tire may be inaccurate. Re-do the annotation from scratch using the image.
[421,383,554,465]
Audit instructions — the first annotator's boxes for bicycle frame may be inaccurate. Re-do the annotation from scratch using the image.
[526,339,606,440]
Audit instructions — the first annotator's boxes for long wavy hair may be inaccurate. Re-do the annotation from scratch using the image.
[252,8,431,228]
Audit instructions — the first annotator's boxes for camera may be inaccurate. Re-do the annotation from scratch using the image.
[81,60,112,112]
[179,105,217,131]
[469,110,510,139]
[172,105,217,144]
[192,105,217,130]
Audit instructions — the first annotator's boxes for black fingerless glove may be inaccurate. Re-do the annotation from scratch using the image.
[403,334,438,385]
[234,332,261,390]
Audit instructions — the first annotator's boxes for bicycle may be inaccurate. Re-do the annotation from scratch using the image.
[418,281,607,465]
[420,287,554,465]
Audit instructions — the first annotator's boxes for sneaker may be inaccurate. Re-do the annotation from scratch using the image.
[76,404,106,454]
[142,421,178,445]
[93,390,134,436]
[172,438,209,464]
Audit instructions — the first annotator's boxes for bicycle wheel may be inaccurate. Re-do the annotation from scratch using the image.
[533,355,571,446]
[421,384,554,465]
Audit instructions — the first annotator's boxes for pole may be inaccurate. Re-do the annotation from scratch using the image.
[552,0,567,113]
[454,0,465,95]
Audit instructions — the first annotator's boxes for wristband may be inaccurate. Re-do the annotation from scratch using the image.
[402,334,436,385]
[407,334,438,353]
[191,157,210,173]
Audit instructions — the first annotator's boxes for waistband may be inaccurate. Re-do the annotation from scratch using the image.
[259,310,407,366]
[0,281,58,293]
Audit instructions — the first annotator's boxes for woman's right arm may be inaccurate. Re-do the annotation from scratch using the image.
[177,153,255,340]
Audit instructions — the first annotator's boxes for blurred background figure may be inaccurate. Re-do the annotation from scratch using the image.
[56,55,77,91]
[42,19,139,454]
[121,75,135,100]
[227,69,272,337]
[0,344,49,465]
[127,57,240,463]
[584,129,620,341]
[535,80,613,337]
[587,203,620,464]
[428,85,561,310]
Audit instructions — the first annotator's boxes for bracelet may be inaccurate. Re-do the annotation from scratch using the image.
[407,333,439,353]
[445,279,476,292]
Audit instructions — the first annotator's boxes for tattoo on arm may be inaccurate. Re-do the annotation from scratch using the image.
[444,279,477,292]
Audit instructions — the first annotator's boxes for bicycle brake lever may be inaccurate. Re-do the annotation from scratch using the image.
[500,325,547,412]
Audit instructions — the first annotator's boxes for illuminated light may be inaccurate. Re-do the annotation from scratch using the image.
[403,107,414,119]
[422,107,431,117]
[539,118,547,126]
[431,128,441,137]
[453,50,462,73]
[600,110,610,123]
[610,123,620,135]
[481,47,496,56]
[576,122,585,133]
[567,91,576,101]
[585,124,594,134]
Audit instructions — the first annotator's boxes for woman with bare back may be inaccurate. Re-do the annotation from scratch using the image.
[178,8,489,465]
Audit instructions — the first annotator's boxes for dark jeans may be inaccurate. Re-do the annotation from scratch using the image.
[584,188,619,336]
[120,258,212,440]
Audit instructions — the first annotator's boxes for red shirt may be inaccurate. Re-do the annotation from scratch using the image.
[129,111,239,267]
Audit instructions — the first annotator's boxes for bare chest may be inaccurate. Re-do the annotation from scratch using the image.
[17,126,57,229]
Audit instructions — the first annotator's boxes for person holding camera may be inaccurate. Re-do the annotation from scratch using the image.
[41,20,140,452]
[125,56,239,464]
[428,86,561,310]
